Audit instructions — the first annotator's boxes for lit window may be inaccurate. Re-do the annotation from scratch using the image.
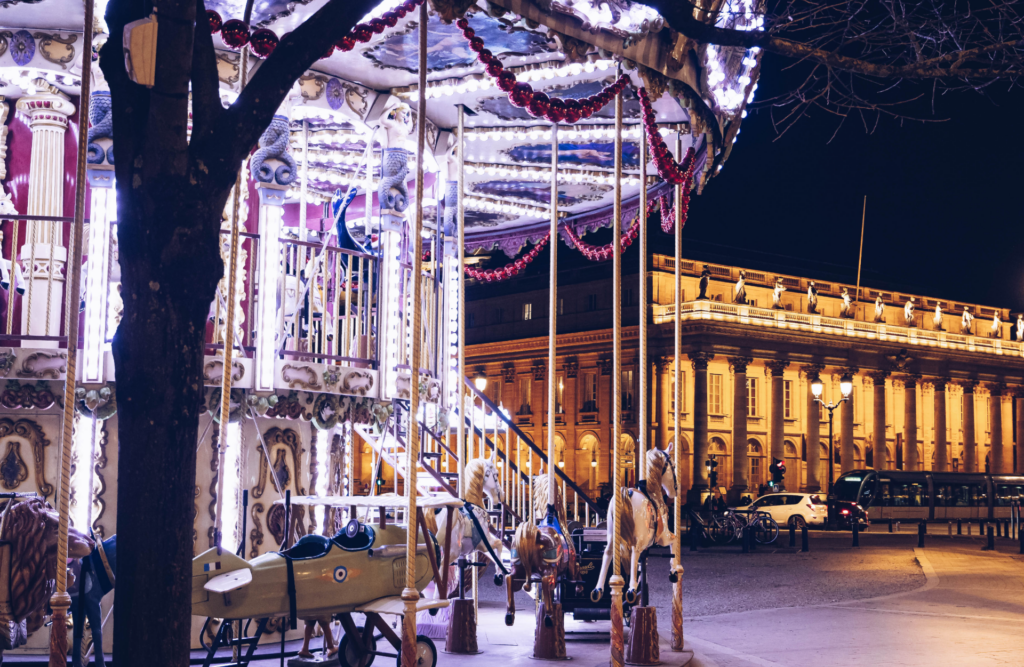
[710,374,723,414]
[555,375,564,414]
[621,369,635,411]
[784,380,793,419]
[581,373,598,412]
[518,377,532,415]
[523,302,532,321]
[747,378,758,417]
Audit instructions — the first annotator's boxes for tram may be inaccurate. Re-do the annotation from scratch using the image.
[833,470,1024,523]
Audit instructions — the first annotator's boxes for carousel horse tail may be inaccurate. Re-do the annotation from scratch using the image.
[513,522,538,592]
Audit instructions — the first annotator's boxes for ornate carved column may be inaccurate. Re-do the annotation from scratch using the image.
[962,380,978,472]
[15,87,76,343]
[804,365,824,491]
[765,360,789,464]
[933,379,949,472]
[501,364,517,413]
[869,371,890,470]
[655,356,670,451]
[990,383,1005,474]
[688,351,713,497]
[904,374,920,471]
[728,357,752,503]
[840,368,857,473]
[1015,387,1024,475]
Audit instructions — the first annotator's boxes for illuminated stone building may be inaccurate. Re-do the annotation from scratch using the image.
[467,253,1024,501]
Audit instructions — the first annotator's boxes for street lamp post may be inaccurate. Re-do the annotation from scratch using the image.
[811,375,853,495]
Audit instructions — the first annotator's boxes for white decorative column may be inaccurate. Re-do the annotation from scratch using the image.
[16,89,75,345]
[254,184,285,391]
[82,91,115,383]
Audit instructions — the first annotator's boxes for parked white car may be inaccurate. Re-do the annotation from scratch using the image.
[735,493,827,528]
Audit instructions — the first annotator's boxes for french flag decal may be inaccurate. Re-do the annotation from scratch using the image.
[204,562,221,572]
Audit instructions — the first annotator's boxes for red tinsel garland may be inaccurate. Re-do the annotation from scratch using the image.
[658,155,696,233]
[464,233,550,282]
[207,0,423,60]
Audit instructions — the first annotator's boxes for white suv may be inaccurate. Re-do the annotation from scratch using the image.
[735,493,827,528]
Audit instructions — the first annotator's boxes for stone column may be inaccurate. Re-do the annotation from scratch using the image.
[728,357,752,503]
[962,381,978,472]
[869,371,890,470]
[688,351,713,496]
[840,368,857,473]
[1015,388,1024,475]
[655,356,670,451]
[904,375,920,471]
[766,361,789,464]
[933,379,949,472]
[990,384,1005,474]
[15,89,76,344]
[804,365,824,492]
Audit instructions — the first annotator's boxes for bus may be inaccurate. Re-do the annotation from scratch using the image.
[833,470,1024,523]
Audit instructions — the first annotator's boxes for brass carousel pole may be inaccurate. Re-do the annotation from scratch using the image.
[625,98,659,666]
[49,0,92,662]
[670,132,685,652]
[608,70,626,667]
[401,2,428,665]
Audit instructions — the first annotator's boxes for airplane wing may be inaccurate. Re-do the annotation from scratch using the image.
[204,568,253,594]
[355,596,450,617]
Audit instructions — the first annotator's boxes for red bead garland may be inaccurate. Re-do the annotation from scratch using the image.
[211,0,423,60]
[464,234,550,282]
[638,88,698,186]
[563,199,657,261]
[456,17,629,124]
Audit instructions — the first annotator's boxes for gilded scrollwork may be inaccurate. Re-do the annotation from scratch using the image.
[249,503,265,558]
[0,418,53,497]
[203,358,245,384]
[281,364,322,390]
[16,352,66,379]
[252,427,304,499]
[31,32,77,69]
[0,441,29,489]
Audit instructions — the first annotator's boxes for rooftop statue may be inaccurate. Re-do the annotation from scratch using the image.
[873,294,885,323]
[933,304,943,330]
[961,306,974,334]
[733,270,746,304]
[772,277,786,309]
[1017,314,1024,342]
[698,265,711,300]
[839,287,853,318]
[990,311,1001,338]
[807,281,818,313]
[904,297,916,327]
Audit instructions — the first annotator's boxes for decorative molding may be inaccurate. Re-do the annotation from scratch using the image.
[838,367,859,382]
[207,423,220,548]
[30,32,77,69]
[0,381,56,410]
[264,391,309,420]
[502,364,517,383]
[564,358,579,378]
[203,358,245,384]
[959,379,978,394]
[253,427,305,500]
[688,351,714,370]
[15,352,66,379]
[0,441,29,489]
[249,503,265,559]
[281,364,322,390]
[867,370,890,386]
[902,373,922,389]
[341,369,374,396]
[91,419,110,536]
[764,359,789,376]
[931,378,950,393]
[74,383,116,420]
[727,356,752,374]
[532,362,546,381]
[885,349,914,373]
[0,418,52,497]
[801,363,825,383]
[988,382,1005,397]
[597,357,613,375]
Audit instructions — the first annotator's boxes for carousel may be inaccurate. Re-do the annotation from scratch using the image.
[0,0,761,663]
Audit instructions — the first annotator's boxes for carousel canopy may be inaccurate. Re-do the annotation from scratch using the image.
[0,0,762,254]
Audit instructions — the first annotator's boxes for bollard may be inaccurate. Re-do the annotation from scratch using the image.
[789,523,796,548]
[801,525,809,552]
[967,522,972,536]
[948,521,952,536]
[918,521,926,548]
[985,525,995,551]
[957,518,962,535]
[742,525,750,554]
[852,520,860,547]
[1019,525,1024,554]
[895,521,900,533]
[888,520,893,534]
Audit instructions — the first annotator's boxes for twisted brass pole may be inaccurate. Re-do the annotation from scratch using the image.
[609,74,625,667]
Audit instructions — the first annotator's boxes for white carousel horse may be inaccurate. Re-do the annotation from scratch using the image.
[425,450,507,592]
[591,446,678,603]
[529,474,567,532]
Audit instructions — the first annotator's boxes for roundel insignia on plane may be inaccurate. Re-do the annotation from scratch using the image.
[333,566,348,583]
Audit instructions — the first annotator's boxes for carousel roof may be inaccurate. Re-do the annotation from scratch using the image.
[0,0,763,255]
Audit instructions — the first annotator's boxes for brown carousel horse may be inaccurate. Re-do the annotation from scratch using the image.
[0,498,95,656]
[504,506,577,628]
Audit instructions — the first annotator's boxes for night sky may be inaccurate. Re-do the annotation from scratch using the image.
[682,57,1024,312]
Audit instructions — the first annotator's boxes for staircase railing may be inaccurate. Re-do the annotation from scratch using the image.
[461,377,601,522]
